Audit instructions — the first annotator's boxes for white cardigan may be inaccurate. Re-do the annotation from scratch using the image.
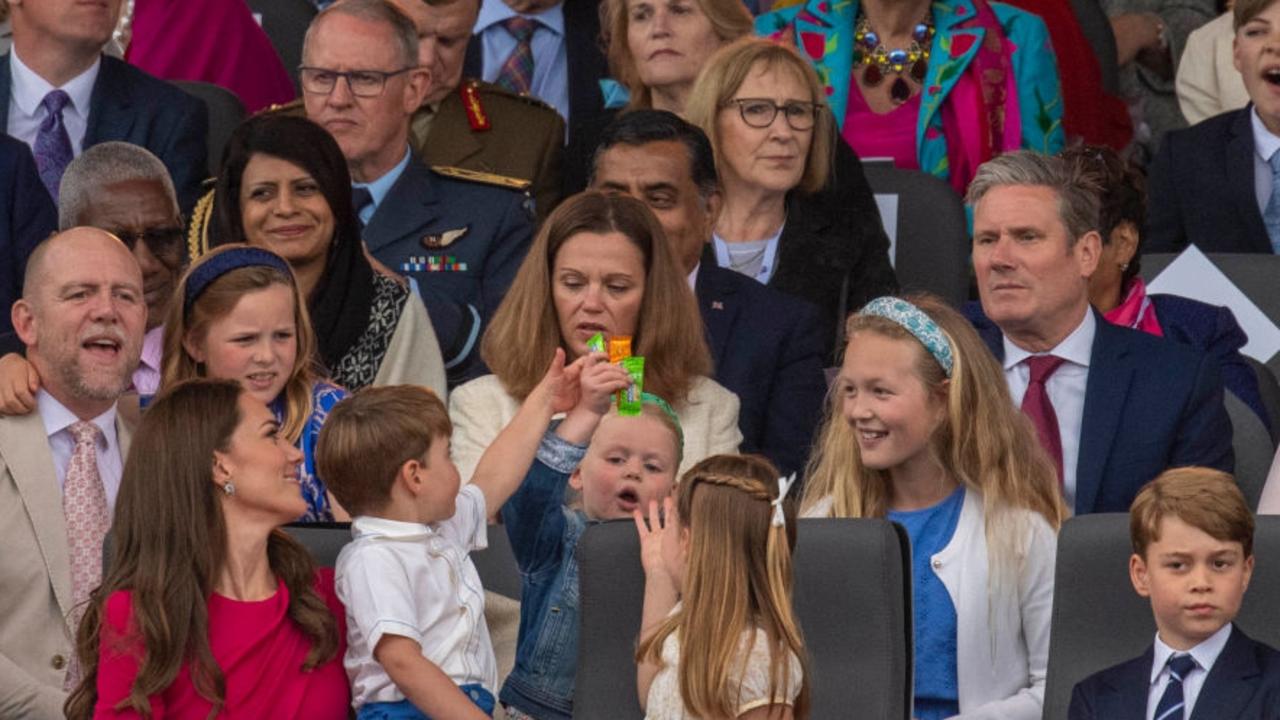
[803,490,1056,719]
[448,373,743,484]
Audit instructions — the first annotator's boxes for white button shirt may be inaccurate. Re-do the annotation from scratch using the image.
[1146,622,1233,720]
[1002,310,1095,509]
[38,390,124,510]
[7,47,99,157]
[335,484,497,708]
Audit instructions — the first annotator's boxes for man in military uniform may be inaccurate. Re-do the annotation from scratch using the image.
[302,0,535,386]
[389,0,564,224]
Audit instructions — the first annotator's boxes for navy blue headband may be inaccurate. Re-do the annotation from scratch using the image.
[183,246,293,315]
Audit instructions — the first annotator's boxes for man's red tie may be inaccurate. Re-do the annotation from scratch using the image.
[1021,355,1067,487]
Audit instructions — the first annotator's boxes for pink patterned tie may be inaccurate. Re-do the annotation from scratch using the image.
[63,420,107,689]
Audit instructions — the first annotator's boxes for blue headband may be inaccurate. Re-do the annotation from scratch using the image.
[858,297,955,376]
[640,392,684,455]
[183,247,293,315]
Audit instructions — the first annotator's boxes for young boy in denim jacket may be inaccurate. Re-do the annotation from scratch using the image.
[1069,467,1280,719]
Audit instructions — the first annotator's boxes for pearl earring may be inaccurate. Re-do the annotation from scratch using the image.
[223,482,236,497]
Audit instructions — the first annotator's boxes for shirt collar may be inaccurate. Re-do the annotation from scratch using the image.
[1002,308,1095,371]
[352,514,438,541]
[475,0,565,36]
[10,46,100,119]
[139,325,164,373]
[352,145,412,211]
[1254,107,1280,165]
[1150,622,1234,684]
[37,388,118,448]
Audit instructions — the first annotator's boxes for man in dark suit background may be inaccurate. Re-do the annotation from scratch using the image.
[1145,0,1279,254]
[302,0,534,386]
[966,151,1232,515]
[590,109,826,477]
[1,0,208,212]
[0,134,55,338]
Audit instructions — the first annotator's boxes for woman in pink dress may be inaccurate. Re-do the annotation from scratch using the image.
[65,378,349,719]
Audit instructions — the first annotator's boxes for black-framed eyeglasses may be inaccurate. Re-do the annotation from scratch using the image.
[110,226,186,254]
[726,98,823,131]
[298,66,415,98]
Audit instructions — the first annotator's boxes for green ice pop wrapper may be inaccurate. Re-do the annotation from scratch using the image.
[618,356,644,416]
[587,332,606,354]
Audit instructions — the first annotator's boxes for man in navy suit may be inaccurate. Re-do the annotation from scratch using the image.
[1069,468,1280,719]
[590,110,826,477]
[303,0,534,387]
[0,134,56,338]
[966,151,1232,515]
[1,0,208,213]
[1145,1,1280,254]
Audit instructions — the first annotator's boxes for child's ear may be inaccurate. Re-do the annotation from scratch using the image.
[569,467,585,491]
[1129,553,1151,597]
[1242,553,1256,592]
[397,458,423,496]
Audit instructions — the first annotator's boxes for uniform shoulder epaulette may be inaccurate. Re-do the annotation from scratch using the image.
[254,97,305,119]
[432,165,532,192]
[465,78,557,113]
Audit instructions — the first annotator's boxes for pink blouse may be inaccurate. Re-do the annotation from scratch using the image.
[842,78,922,172]
[92,569,349,719]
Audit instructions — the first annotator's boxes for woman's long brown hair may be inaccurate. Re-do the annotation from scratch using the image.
[64,379,338,719]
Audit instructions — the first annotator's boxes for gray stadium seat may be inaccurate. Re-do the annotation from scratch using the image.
[862,164,969,308]
[246,0,317,92]
[1226,392,1273,510]
[1042,514,1280,720]
[573,518,913,720]
[1246,355,1280,445]
[172,80,246,173]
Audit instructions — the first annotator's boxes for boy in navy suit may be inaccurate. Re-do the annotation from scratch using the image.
[1069,467,1280,719]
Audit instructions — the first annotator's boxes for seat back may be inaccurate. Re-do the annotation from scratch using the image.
[863,165,969,308]
[574,518,913,719]
[1227,391,1274,510]
[246,0,317,92]
[1246,355,1280,445]
[172,80,246,172]
[1042,514,1280,720]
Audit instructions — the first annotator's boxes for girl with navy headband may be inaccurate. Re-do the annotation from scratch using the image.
[803,294,1066,719]
[161,244,348,522]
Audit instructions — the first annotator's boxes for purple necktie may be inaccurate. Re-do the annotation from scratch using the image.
[495,17,538,95]
[34,90,74,201]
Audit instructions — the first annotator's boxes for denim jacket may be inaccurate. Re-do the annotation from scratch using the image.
[498,431,589,720]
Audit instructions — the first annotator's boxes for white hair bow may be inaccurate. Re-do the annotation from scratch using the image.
[771,473,797,528]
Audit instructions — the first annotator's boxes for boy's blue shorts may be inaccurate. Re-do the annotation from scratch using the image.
[356,684,496,719]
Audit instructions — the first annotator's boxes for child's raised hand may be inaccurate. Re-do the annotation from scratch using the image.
[576,351,632,417]
[529,348,583,414]
[634,496,675,581]
[0,353,39,416]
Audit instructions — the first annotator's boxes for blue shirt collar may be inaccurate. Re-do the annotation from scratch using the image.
[352,145,413,216]
[474,0,565,36]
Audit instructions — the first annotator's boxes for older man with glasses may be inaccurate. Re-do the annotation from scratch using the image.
[299,0,535,388]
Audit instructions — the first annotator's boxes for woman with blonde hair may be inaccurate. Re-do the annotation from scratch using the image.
[805,294,1064,719]
[685,37,896,360]
[163,244,349,521]
[635,453,809,719]
[450,191,740,483]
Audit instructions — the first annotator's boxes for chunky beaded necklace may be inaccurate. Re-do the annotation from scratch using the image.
[852,10,936,104]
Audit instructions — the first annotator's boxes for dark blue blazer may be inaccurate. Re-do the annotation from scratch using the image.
[1069,625,1280,719]
[363,156,534,388]
[965,304,1234,514]
[1153,294,1268,430]
[0,134,56,337]
[1146,106,1272,254]
[695,260,827,478]
[0,54,209,214]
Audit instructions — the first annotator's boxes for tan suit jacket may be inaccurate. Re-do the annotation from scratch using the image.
[0,409,132,719]
[414,79,565,225]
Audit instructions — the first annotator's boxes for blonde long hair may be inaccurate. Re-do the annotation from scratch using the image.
[803,295,1066,585]
[637,454,810,720]
[161,245,320,443]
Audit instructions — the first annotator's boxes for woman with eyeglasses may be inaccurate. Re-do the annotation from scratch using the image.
[685,38,897,359]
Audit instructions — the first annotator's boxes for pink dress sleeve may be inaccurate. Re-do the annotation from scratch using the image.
[93,591,163,719]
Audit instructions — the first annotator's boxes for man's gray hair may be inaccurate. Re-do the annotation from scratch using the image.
[58,142,178,230]
[965,150,1102,243]
[304,0,420,70]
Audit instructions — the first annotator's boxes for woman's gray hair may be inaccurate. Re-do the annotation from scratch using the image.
[964,150,1102,243]
[304,0,420,70]
[58,142,178,230]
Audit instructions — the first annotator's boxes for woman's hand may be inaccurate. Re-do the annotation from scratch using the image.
[0,353,39,416]
[575,351,632,418]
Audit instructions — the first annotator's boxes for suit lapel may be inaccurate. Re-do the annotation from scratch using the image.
[1192,627,1262,720]
[83,56,135,147]
[363,157,440,255]
[0,412,73,626]
[1097,649,1155,718]
[0,54,12,125]
[427,91,484,167]
[695,256,739,367]
[1076,316,1134,514]
[1227,107,1272,253]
